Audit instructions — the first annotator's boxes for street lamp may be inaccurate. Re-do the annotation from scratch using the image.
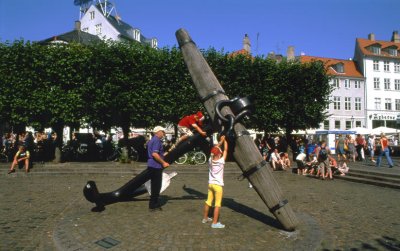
[351,116,354,128]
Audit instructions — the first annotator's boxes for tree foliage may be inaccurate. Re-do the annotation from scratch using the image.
[0,40,332,138]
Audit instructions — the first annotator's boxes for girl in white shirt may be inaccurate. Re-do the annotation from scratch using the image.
[202,135,228,229]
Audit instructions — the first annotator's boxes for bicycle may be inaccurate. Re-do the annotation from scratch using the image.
[107,145,139,162]
[175,149,207,165]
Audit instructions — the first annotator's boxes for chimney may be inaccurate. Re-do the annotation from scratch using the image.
[75,20,81,31]
[287,46,295,61]
[391,30,400,43]
[243,34,251,54]
[368,33,375,41]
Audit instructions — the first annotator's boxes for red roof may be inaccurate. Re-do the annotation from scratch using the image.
[228,49,252,59]
[300,55,363,78]
[356,38,400,59]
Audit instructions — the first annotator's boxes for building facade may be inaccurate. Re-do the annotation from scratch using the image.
[301,56,366,130]
[354,31,400,129]
[79,0,158,48]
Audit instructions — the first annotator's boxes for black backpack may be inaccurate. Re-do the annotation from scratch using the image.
[319,147,328,161]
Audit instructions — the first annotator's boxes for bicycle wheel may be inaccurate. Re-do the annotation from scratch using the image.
[193,152,207,165]
[175,153,188,164]
[129,147,139,162]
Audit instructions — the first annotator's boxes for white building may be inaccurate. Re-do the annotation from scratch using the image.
[354,31,400,129]
[79,0,158,48]
[300,56,365,130]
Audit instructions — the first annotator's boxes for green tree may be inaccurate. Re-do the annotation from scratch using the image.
[273,60,332,139]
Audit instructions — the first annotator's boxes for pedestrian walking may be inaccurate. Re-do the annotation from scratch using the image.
[376,133,394,168]
[335,134,347,162]
[368,134,376,162]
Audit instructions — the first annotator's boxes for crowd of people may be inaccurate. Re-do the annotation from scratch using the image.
[1,130,150,173]
[1,131,59,173]
[335,133,395,168]
[254,131,396,181]
[254,134,350,180]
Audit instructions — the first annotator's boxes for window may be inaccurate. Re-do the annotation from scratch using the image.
[323,120,329,130]
[375,98,381,110]
[151,38,158,48]
[335,63,344,73]
[333,96,340,110]
[345,121,351,129]
[95,23,102,35]
[395,79,400,90]
[373,60,379,71]
[371,46,381,55]
[90,11,95,20]
[335,120,340,129]
[384,78,391,90]
[384,61,390,72]
[355,97,361,111]
[396,99,400,111]
[385,98,392,110]
[356,121,361,127]
[354,80,361,89]
[345,97,351,110]
[133,29,141,41]
[82,27,88,32]
[344,79,350,89]
[374,77,380,89]
[394,99,400,111]
[389,48,398,56]
[332,78,339,88]
[395,63,400,73]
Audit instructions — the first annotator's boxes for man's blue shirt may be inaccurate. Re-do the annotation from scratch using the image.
[147,136,164,169]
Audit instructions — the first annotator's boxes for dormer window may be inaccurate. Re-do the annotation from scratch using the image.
[371,46,381,55]
[389,48,398,56]
[333,63,344,73]
[133,29,140,41]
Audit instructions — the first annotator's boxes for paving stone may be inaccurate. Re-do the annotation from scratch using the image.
[0,161,399,250]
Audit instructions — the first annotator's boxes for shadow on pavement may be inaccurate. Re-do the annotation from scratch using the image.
[181,185,283,230]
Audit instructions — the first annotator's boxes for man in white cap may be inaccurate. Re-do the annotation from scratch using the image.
[82,126,172,212]
[146,126,170,211]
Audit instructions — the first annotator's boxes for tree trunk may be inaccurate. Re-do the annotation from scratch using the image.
[121,123,130,147]
[52,123,64,163]
[176,28,298,231]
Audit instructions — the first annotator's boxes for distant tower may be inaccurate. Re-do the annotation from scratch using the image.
[243,34,251,54]
[286,46,295,61]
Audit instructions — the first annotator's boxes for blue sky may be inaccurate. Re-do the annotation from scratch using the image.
[0,0,399,59]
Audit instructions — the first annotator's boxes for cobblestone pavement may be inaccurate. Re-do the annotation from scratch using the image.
[0,161,399,250]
